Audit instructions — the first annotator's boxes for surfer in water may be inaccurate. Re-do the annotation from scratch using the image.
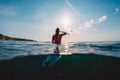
[52,28,67,54]
[52,28,67,44]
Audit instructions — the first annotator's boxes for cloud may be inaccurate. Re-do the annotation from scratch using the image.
[79,15,107,30]
[0,5,17,16]
[61,15,108,34]
[64,0,109,33]
[82,19,94,28]
[98,16,107,22]
[114,8,119,13]
[65,0,86,21]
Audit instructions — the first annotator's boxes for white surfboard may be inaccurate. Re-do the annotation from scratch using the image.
[42,55,62,68]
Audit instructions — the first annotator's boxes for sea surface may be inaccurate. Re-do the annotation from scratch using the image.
[0,40,120,60]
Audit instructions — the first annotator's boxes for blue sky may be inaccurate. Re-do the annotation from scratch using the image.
[0,0,120,42]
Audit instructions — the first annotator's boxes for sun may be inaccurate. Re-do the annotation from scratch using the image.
[61,14,71,26]
[61,16,70,26]
[59,12,74,34]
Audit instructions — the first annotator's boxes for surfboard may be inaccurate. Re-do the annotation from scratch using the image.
[42,55,62,68]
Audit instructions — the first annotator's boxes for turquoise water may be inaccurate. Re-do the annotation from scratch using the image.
[0,40,120,60]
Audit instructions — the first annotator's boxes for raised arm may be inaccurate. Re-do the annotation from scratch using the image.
[60,31,67,36]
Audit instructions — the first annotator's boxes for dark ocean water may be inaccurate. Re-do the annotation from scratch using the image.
[0,40,120,60]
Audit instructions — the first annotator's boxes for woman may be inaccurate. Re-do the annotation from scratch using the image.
[52,28,67,54]
[52,28,67,44]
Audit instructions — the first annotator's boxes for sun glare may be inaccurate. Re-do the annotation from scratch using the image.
[61,17,70,26]
[59,12,74,39]
[61,13,71,26]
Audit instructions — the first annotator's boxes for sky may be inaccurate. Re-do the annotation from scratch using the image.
[0,0,120,42]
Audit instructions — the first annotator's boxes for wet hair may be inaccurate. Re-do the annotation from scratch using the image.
[55,28,60,36]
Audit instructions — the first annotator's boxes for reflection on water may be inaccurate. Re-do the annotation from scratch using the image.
[53,45,60,54]
[63,44,72,55]
[53,43,72,55]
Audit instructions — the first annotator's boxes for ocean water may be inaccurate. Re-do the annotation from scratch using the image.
[0,40,120,60]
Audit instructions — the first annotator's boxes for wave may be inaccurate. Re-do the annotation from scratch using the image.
[0,40,120,60]
[71,41,120,50]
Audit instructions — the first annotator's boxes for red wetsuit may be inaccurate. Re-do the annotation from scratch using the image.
[52,35,61,44]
